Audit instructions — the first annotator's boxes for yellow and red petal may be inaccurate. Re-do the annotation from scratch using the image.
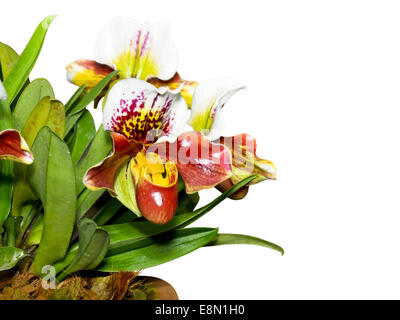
[0,129,33,164]
[83,132,142,192]
[149,131,233,194]
[218,134,277,185]
[94,18,178,81]
[66,59,115,89]
[148,73,198,108]
[103,78,188,144]
[131,152,178,224]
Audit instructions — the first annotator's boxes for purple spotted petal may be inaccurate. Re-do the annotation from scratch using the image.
[103,78,188,144]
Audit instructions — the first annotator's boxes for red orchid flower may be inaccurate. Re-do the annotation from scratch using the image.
[83,78,232,225]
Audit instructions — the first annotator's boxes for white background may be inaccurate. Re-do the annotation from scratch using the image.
[2,0,400,299]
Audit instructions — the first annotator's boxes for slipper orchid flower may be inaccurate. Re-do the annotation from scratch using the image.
[66,17,197,107]
[83,78,233,224]
[187,78,277,198]
[0,81,33,165]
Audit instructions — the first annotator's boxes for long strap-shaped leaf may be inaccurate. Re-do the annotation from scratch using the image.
[67,110,96,165]
[102,175,258,255]
[64,70,119,137]
[75,125,112,194]
[96,228,218,272]
[64,84,86,112]
[28,127,76,275]
[206,233,284,255]
[53,177,255,274]
[3,16,55,105]
[66,70,119,116]
[75,188,106,220]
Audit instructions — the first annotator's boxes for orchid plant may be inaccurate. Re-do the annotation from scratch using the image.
[0,16,283,299]
[67,17,276,224]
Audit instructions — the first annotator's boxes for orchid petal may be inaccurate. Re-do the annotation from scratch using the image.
[103,78,188,144]
[148,73,198,108]
[149,131,232,194]
[0,129,33,164]
[114,160,141,216]
[218,134,276,185]
[66,59,114,89]
[94,17,178,81]
[188,78,246,140]
[131,152,178,224]
[83,132,142,192]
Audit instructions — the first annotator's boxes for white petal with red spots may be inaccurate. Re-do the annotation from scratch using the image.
[103,78,188,143]
[94,17,178,81]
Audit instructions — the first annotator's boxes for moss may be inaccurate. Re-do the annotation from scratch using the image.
[0,269,141,300]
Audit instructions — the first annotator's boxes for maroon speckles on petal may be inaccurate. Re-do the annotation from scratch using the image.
[140,30,151,57]
[106,89,177,144]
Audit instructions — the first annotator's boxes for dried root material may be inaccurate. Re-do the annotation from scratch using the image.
[0,270,144,300]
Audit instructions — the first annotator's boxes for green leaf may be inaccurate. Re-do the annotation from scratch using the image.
[67,110,96,165]
[54,176,255,273]
[76,188,105,220]
[11,167,37,217]
[3,216,22,247]
[67,70,119,116]
[12,97,65,215]
[206,233,284,255]
[57,219,109,281]
[178,175,258,228]
[3,15,56,104]
[18,201,39,246]
[25,213,43,246]
[97,228,218,272]
[75,125,112,194]
[0,247,28,271]
[112,210,139,224]
[0,42,19,81]
[64,71,119,137]
[94,198,123,226]
[28,127,76,275]
[176,191,199,215]
[0,158,13,227]
[64,84,86,112]
[0,98,13,227]
[21,97,65,147]
[100,175,257,256]
[13,78,54,131]
[64,111,83,138]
